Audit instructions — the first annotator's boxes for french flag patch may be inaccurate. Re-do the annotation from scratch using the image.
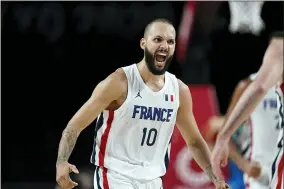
[165,94,174,102]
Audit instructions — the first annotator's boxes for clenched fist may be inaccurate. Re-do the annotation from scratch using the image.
[214,180,231,189]
[245,161,262,179]
[56,161,79,189]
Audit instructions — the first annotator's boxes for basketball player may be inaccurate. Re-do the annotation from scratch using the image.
[207,72,283,189]
[55,19,230,189]
[211,32,284,189]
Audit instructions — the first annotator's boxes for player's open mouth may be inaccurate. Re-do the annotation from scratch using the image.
[155,53,167,64]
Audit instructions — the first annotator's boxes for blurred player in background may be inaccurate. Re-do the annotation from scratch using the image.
[207,71,283,189]
[55,18,230,189]
[211,32,284,189]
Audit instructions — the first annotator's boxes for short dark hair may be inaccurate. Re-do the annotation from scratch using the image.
[143,18,174,38]
[269,31,284,41]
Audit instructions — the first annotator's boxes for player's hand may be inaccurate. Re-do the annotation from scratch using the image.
[56,161,79,189]
[211,138,229,180]
[214,180,231,189]
[245,161,261,179]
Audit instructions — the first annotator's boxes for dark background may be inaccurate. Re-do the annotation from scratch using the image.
[2,1,283,187]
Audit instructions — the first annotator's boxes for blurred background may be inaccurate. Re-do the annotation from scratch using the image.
[2,1,283,189]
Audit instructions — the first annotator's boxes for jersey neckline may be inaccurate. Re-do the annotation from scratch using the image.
[133,63,168,96]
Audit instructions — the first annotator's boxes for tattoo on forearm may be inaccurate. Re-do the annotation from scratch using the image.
[206,164,218,183]
[56,127,79,165]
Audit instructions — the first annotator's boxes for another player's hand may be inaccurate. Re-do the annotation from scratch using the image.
[214,180,231,189]
[211,138,229,180]
[56,161,79,189]
[245,161,261,179]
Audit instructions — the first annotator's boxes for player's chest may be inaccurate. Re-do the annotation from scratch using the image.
[125,91,178,123]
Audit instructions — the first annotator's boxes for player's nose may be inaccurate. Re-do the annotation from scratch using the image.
[159,40,169,50]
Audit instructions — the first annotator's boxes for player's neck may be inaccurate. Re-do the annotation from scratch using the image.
[137,61,165,83]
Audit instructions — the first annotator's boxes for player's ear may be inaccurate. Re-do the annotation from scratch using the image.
[140,38,146,50]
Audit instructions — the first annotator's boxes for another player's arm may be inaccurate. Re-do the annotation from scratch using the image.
[217,37,283,142]
[228,140,249,172]
[226,79,252,172]
[206,79,251,142]
[56,69,126,165]
[205,79,252,171]
[226,79,252,118]
[176,80,220,184]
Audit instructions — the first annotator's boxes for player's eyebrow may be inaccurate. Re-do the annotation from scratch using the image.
[153,35,175,40]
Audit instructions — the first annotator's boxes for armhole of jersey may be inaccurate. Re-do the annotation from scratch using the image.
[114,67,132,113]
[171,74,180,109]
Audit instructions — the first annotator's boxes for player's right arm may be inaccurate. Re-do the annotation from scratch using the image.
[207,79,258,176]
[211,36,283,178]
[56,69,126,189]
[217,37,283,142]
[208,79,260,177]
[219,79,261,178]
[224,79,254,171]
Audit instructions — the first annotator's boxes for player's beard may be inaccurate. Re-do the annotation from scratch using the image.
[144,47,173,75]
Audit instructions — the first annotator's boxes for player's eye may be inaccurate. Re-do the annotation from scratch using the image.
[154,38,162,42]
[168,40,175,45]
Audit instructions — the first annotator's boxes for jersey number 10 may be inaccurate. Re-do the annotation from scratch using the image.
[141,128,158,146]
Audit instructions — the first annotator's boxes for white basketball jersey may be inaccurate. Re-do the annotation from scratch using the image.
[243,74,283,186]
[90,64,179,181]
[270,84,284,189]
[247,73,282,166]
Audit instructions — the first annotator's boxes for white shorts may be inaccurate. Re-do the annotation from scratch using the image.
[93,166,163,189]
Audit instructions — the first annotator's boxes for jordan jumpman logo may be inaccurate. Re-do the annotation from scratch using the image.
[135,89,142,98]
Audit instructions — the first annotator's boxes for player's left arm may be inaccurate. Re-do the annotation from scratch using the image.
[176,80,221,184]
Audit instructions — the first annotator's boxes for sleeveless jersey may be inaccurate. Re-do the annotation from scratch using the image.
[247,73,282,166]
[243,73,283,186]
[90,64,179,181]
[270,84,284,189]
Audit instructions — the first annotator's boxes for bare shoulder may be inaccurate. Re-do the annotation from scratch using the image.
[177,79,193,109]
[100,68,127,89]
[103,68,127,87]
[93,68,127,100]
[177,79,191,97]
